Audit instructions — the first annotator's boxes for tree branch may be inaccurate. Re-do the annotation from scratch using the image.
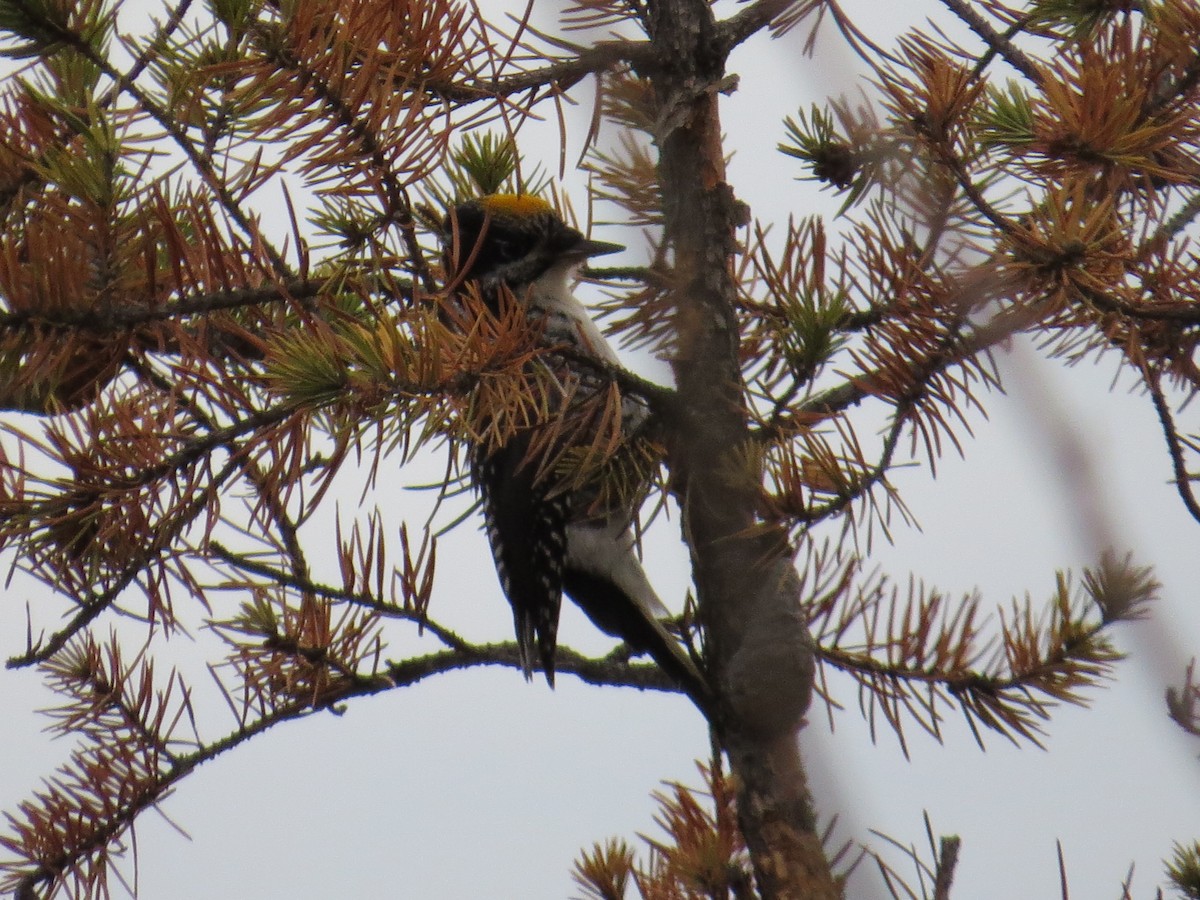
[435,39,657,102]
[716,0,797,51]
[5,456,244,669]
[29,7,294,278]
[646,0,831,894]
[1146,368,1200,527]
[933,835,962,900]
[0,278,332,336]
[936,0,1042,85]
[208,541,687,693]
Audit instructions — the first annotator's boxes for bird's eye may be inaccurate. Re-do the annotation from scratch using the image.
[491,235,524,264]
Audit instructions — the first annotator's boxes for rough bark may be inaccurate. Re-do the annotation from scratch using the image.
[640,0,837,896]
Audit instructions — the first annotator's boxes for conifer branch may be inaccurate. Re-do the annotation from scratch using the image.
[936,0,1041,85]
[1147,368,1200,527]
[436,40,656,102]
[12,1,293,277]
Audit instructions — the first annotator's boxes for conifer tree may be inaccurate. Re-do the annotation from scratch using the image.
[0,1,1198,897]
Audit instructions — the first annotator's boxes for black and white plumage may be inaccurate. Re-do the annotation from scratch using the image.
[442,194,702,698]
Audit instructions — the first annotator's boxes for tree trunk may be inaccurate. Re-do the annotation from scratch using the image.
[642,0,838,896]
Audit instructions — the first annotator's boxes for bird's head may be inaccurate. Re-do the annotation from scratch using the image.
[441,194,623,289]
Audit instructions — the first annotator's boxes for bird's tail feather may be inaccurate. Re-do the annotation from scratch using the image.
[514,608,558,687]
[563,568,708,708]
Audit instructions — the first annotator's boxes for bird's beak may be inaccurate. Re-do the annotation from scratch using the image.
[576,238,624,258]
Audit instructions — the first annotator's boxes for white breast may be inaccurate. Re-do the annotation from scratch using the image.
[527,262,621,365]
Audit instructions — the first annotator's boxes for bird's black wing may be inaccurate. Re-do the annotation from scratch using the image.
[563,561,708,705]
[474,437,568,684]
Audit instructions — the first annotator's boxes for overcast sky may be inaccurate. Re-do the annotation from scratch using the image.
[3,2,1200,898]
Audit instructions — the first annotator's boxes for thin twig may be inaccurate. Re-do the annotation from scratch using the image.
[21,3,292,277]
[6,456,244,669]
[1146,368,1200,526]
[937,0,1041,85]
[933,835,961,900]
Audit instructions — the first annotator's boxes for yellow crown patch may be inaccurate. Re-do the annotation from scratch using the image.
[480,193,554,218]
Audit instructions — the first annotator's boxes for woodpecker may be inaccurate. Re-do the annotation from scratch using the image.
[441,194,704,703]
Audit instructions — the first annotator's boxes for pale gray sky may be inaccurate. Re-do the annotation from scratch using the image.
[2,2,1199,898]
